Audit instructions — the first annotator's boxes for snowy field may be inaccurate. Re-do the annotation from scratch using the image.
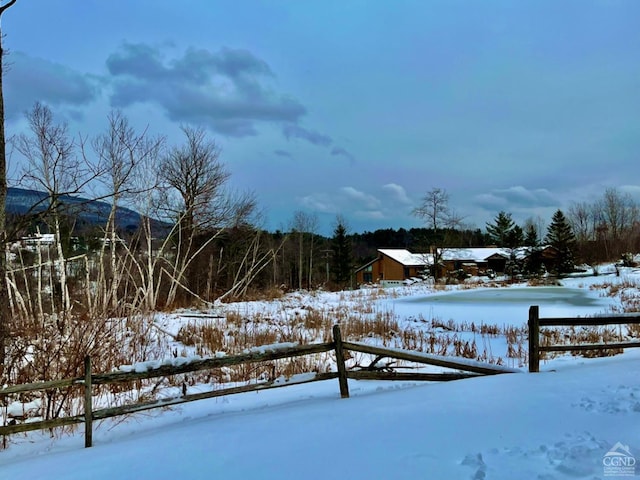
[2,266,640,479]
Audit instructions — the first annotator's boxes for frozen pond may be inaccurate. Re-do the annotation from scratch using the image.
[388,286,617,327]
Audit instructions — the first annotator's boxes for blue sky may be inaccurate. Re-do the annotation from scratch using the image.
[3,1,640,235]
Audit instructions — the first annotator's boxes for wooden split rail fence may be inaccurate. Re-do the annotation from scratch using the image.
[528,305,640,372]
[0,325,517,448]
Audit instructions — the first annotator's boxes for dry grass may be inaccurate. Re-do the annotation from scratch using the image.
[5,270,640,447]
[538,324,632,360]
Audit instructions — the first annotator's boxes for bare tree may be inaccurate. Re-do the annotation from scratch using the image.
[412,187,456,278]
[306,213,319,288]
[14,102,85,316]
[412,187,451,232]
[15,102,87,198]
[597,187,638,255]
[91,110,164,312]
[290,211,318,290]
[0,0,18,373]
[568,202,593,244]
[126,140,165,311]
[158,125,256,306]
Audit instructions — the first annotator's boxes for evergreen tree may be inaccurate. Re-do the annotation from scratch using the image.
[545,209,577,274]
[486,211,515,247]
[524,223,539,247]
[331,216,352,286]
[506,224,524,248]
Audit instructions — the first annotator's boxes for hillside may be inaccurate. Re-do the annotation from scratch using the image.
[6,187,160,234]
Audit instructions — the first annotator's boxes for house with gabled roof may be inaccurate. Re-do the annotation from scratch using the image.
[354,248,432,285]
[354,246,559,285]
[439,247,516,276]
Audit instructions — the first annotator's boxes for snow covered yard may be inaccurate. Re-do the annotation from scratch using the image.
[2,266,640,479]
[2,351,639,479]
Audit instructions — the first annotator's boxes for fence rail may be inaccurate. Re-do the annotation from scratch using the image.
[528,305,640,372]
[1,325,516,448]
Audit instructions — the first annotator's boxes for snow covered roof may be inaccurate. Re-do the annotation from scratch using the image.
[440,247,511,262]
[378,247,536,266]
[378,249,432,266]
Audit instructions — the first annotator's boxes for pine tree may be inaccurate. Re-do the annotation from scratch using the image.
[524,223,539,247]
[545,209,576,274]
[331,216,352,287]
[506,225,524,248]
[486,211,515,247]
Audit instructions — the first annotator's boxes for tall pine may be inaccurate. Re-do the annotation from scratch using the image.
[524,223,539,247]
[523,223,543,275]
[331,217,352,287]
[486,211,516,247]
[545,209,576,274]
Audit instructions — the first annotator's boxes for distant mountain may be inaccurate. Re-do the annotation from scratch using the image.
[6,187,167,234]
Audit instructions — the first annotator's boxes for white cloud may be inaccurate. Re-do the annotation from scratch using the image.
[340,187,381,209]
[298,193,337,213]
[382,183,412,205]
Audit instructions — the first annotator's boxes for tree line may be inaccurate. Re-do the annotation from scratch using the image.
[412,187,640,276]
[3,101,637,317]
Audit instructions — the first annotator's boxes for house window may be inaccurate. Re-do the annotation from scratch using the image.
[363,265,373,282]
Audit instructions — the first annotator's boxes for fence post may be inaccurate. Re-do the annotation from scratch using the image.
[84,355,93,448]
[332,325,350,398]
[528,305,540,373]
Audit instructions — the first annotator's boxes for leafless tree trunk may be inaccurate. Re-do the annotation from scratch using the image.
[91,110,163,312]
[15,102,82,317]
[303,213,319,288]
[290,211,318,290]
[0,0,18,374]
[126,141,164,311]
[216,231,285,302]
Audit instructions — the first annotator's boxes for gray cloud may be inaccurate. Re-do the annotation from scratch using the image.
[282,124,332,146]
[106,43,306,137]
[475,186,558,211]
[4,52,99,120]
[274,149,293,158]
[330,146,355,163]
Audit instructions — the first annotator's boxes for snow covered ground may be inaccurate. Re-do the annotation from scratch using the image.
[2,267,640,479]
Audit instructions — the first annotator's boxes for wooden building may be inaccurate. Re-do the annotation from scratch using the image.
[355,247,560,285]
[354,249,431,285]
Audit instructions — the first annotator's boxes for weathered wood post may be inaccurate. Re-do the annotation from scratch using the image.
[332,324,350,398]
[84,355,93,448]
[528,305,540,373]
